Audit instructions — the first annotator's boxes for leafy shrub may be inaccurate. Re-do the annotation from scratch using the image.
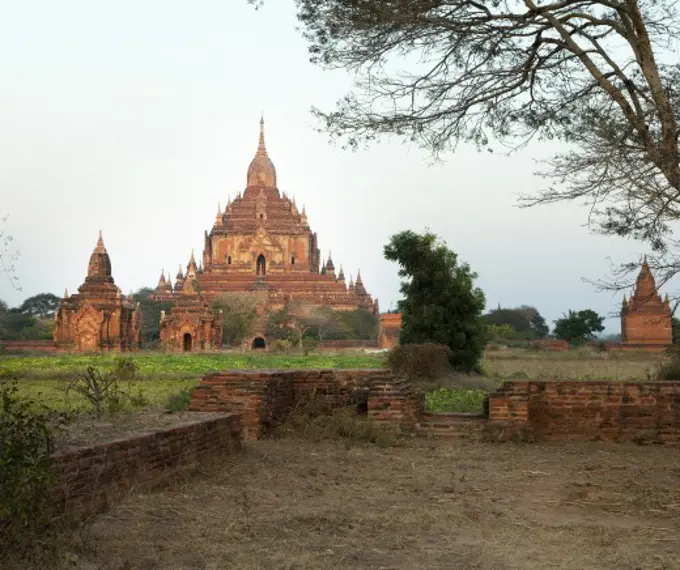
[166,387,194,413]
[425,388,486,413]
[0,383,64,559]
[386,343,454,381]
[64,358,146,419]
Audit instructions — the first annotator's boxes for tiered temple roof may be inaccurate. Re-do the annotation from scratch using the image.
[155,118,377,314]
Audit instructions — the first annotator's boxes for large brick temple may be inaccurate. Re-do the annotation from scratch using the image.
[155,118,377,349]
[620,257,672,349]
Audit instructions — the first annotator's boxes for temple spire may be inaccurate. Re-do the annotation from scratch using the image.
[95,229,106,253]
[63,288,69,299]
[258,115,266,153]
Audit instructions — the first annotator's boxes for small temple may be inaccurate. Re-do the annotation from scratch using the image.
[620,256,672,349]
[54,232,142,352]
[154,118,377,350]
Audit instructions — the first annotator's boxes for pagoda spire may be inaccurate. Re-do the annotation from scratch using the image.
[63,288,69,299]
[95,229,106,253]
[257,114,267,154]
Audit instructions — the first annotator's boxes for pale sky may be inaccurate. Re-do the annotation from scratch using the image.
[0,0,651,334]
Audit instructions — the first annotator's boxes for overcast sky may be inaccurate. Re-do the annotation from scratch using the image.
[0,0,653,334]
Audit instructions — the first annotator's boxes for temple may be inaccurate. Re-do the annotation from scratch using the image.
[155,118,377,348]
[620,257,672,348]
[54,232,142,352]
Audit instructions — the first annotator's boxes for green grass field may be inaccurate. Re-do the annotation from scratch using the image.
[1,348,666,416]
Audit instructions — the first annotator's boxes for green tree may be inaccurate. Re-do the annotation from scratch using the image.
[266,301,310,352]
[337,309,378,340]
[483,305,549,339]
[553,310,605,345]
[130,288,172,347]
[212,293,260,347]
[384,230,486,372]
[18,293,60,319]
[672,317,680,344]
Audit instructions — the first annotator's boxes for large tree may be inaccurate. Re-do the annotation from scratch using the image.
[130,288,173,347]
[265,0,680,283]
[212,292,261,347]
[18,293,60,319]
[384,230,486,372]
[483,305,549,338]
[554,309,605,344]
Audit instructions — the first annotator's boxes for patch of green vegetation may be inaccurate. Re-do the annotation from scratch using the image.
[424,388,486,414]
[8,377,199,413]
[0,352,385,380]
[1,352,385,413]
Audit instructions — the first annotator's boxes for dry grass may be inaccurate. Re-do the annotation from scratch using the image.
[53,410,226,450]
[483,347,666,381]
[37,437,680,570]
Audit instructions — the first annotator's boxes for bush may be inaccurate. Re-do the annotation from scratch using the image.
[64,358,146,418]
[166,387,194,413]
[657,349,680,380]
[386,343,454,381]
[0,383,65,559]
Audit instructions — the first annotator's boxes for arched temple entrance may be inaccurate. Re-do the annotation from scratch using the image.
[251,336,266,350]
[256,254,266,276]
[183,333,193,352]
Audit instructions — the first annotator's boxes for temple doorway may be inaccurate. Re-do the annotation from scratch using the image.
[256,254,266,276]
[183,333,192,352]
[251,336,266,350]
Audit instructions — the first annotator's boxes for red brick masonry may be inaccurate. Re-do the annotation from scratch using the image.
[52,413,242,516]
[189,369,423,440]
[486,380,680,443]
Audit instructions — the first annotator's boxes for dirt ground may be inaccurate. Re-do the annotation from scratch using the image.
[58,437,680,570]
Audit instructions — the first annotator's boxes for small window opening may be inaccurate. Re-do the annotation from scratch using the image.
[260,213,264,220]
[227,255,232,265]
[291,256,296,265]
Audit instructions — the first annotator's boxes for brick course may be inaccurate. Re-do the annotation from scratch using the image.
[52,413,242,516]
[189,369,423,439]
[486,380,680,443]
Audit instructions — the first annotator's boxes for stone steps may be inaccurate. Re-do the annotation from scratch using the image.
[417,412,486,439]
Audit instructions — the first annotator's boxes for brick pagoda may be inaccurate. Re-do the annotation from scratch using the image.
[155,118,377,348]
[159,270,223,352]
[54,232,142,352]
[620,257,672,349]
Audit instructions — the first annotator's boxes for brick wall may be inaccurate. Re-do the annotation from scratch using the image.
[530,339,570,351]
[486,380,680,443]
[606,342,671,353]
[0,340,57,352]
[52,413,242,517]
[317,340,380,351]
[189,369,423,439]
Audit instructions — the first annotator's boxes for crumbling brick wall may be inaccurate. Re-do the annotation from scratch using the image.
[52,413,242,516]
[486,380,680,443]
[189,369,423,440]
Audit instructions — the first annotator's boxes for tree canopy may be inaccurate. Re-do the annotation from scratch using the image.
[483,305,549,339]
[130,288,173,347]
[257,0,680,281]
[17,293,60,319]
[384,229,486,372]
[212,292,261,347]
[553,309,605,344]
